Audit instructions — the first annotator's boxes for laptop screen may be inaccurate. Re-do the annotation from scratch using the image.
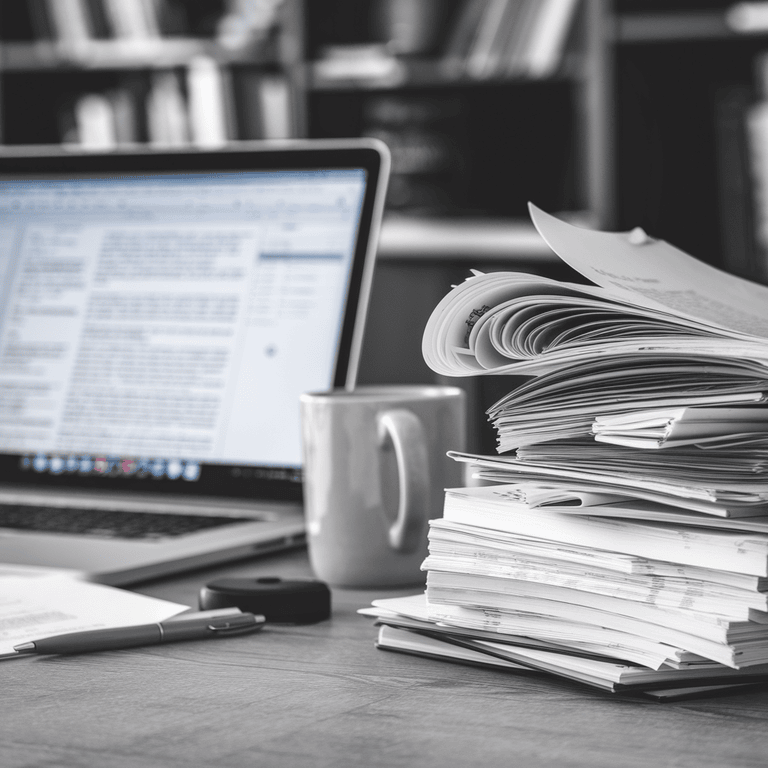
[0,143,387,502]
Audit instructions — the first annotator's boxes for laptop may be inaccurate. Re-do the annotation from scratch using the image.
[0,139,389,585]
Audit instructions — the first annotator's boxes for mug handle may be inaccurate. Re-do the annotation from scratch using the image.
[377,408,431,553]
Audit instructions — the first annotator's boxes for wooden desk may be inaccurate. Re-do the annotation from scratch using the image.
[4,549,768,768]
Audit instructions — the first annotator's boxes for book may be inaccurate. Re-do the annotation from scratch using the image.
[216,0,282,50]
[83,0,112,39]
[462,0,520,79]
[108,77,146,145]
[137,0,162,38]
[74,93,117,149]
[524,0,579,78]
[102,0,158,39]
[45,0,93,44]
[257,75,293,140]
[727,2,768,32]
[440,0,577,81]
[312,44,403,83]
[501,0,541,77]
[186,56,231,148]
[465,0,514,79]
[146,70,190,146]
[232,69,264,140]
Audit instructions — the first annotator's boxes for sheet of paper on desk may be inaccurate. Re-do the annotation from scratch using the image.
[528,204,768,338]
[0,576,188,657]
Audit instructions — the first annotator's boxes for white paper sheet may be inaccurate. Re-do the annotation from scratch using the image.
[528,203,768,339]
[0,576,188,657]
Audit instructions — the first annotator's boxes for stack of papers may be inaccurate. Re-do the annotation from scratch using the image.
[485,357,768,450]
[360,206,768,699]
[425,206,768,518]
[358,491,768,693]
[360,594,768,700]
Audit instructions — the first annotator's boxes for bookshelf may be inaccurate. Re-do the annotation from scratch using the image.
[0,0,292,146]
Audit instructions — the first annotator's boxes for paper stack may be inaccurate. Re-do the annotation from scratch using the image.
[362,205,768,699]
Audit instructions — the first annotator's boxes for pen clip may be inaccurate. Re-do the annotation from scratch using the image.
[207,613,265,635]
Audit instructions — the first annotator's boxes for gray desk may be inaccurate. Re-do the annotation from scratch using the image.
[4,549,768,768]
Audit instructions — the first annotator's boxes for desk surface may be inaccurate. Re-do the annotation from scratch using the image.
[4,549,768,768]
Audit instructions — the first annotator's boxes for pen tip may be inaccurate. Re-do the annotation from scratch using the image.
[13,643,35,652]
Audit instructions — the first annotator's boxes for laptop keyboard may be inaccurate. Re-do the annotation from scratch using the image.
[0,504,258,540]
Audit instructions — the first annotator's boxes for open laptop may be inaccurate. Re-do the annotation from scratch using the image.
[0,139,389,585]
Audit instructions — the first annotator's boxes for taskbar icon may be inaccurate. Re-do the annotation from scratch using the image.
[20,453,201,482]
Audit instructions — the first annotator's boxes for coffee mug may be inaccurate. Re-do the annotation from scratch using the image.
[300,385,466,588]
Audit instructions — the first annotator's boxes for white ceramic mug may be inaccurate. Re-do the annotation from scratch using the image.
[300,385,466,588]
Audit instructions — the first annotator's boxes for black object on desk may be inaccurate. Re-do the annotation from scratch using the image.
[199,577,331,623]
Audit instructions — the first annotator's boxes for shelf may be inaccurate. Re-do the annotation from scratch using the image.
[376,216,570,261]
[308,57,571,92]
[615,9,768,44]
[0,39,274,72]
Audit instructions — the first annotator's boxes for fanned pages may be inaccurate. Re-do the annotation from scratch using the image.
[422,205,768,378]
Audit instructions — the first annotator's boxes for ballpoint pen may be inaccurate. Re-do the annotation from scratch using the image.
[13,611,265,655]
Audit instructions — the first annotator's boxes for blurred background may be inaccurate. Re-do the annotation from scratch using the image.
[2,0,768,449]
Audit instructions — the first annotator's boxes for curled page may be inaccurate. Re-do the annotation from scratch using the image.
[422,207,768,377]
[528,204,768,339]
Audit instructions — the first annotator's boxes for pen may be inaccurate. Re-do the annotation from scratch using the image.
[13,611,265,655]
